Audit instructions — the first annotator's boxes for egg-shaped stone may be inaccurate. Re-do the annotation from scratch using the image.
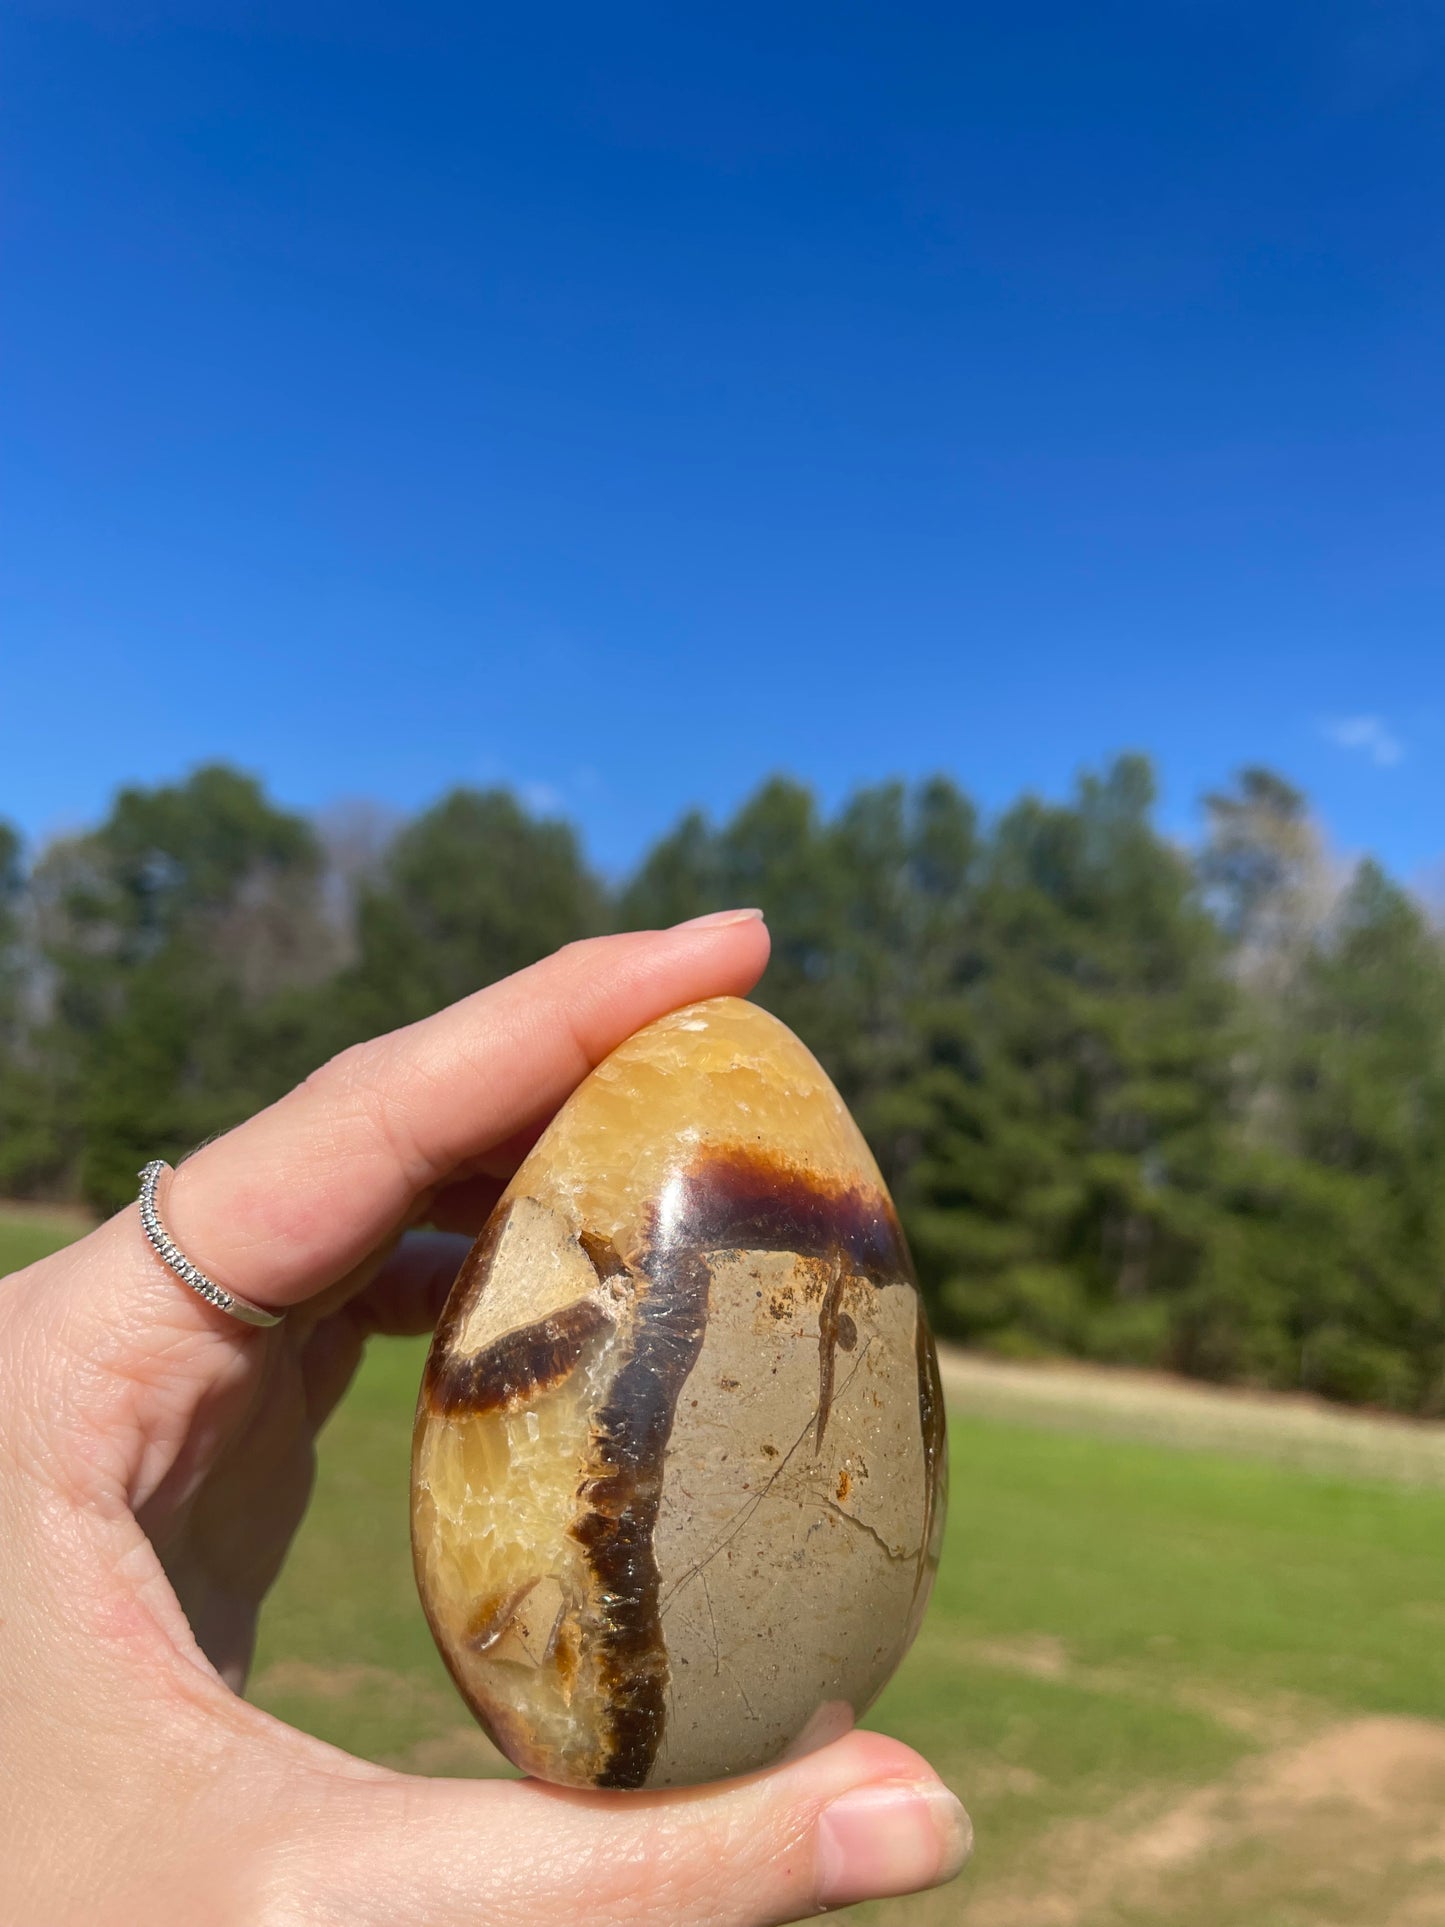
[411,995,946,1789]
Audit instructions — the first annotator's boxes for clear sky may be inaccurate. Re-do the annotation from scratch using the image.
[4,3,1442,884]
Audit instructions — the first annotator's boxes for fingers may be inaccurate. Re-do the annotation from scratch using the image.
[90,917,769,1333]
[344,1232,475,1341]
[297,1232,473,1433]
[173,918,768,1312]
[281,1729,970,1927]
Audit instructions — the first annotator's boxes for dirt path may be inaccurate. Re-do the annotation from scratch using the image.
[0,1199,96,1229]
[948,1716,1445,1927]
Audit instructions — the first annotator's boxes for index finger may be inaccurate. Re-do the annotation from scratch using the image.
[133,914,769,1323]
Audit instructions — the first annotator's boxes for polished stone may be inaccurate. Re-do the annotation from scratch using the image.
[411,996,946,1789]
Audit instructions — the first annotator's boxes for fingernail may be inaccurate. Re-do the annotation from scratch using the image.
[815,1780,971,1910]
[672,907,765,929]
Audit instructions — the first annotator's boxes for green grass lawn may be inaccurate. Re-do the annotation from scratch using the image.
[0,1206,93,1277]
[8,1205,1444,1924]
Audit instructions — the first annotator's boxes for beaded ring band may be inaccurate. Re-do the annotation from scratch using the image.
[136,1160,285,1329]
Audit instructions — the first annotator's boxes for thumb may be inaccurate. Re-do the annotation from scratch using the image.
[278,1730,970,1926]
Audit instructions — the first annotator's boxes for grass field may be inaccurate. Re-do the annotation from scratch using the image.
[0,1202,95,1277]
[7,1206,1445,1924]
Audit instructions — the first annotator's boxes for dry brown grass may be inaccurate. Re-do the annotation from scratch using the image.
[937,1345,1445,1490]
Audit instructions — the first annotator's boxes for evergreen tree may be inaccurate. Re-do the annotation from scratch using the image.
[0,823,59,1194]
[618,809,721,930]
[34,766,333,1208]
[619,777,848,1053]
[1246,862,1445,1410]
[343,788,605,1034]
[0,823,21,1032]
[825,777,978,1188]
[901,757,1236,1363]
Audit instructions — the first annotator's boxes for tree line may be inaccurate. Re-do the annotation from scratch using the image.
[3,758,1443,1415]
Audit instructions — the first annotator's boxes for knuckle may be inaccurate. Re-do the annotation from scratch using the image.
[555,930,631,966]
[298,1036,436,1190]
[551,934,605,972]
[300,1035,388,1103]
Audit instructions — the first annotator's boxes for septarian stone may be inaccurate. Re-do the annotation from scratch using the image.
[411,996,946,1789]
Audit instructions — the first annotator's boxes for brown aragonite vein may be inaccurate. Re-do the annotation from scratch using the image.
[421,1195,628,1418]
[815,1254,851,1455]
[572,1142,914,1791]
[909,1302,948,1631]
[425,1298,614,1417]
[666,1143,914,1282]
[578,1228,631,1281]
[571,1244,710,1790]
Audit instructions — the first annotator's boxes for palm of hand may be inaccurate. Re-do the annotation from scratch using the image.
[138,1298,362,1689]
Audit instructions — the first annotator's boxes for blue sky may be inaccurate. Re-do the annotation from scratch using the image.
[4,2,1443,884]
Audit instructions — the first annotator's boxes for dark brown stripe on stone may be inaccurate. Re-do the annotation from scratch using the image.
[425,1297,613,1417]
[668,1143,914,1283]
[571,1242,710,1789]
[578,1227,630,1282]
[913,1302,947,1599]
[815,1255,850,1455]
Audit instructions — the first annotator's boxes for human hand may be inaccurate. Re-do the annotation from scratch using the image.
[0,916,970,1926]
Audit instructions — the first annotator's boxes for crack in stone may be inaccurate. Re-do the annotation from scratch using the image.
[820,1496,918,1564]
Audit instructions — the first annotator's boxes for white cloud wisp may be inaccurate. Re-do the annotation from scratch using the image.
[1320,715,1405,768]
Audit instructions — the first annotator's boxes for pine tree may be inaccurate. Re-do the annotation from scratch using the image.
[34,766,334,1208]
[344,788,605,1034]
[0,823,58,1194]
[1255,862,1445,1410]
[901,757,1236,1363]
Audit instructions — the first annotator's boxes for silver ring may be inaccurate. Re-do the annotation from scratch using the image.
[136,1161,285,1329]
